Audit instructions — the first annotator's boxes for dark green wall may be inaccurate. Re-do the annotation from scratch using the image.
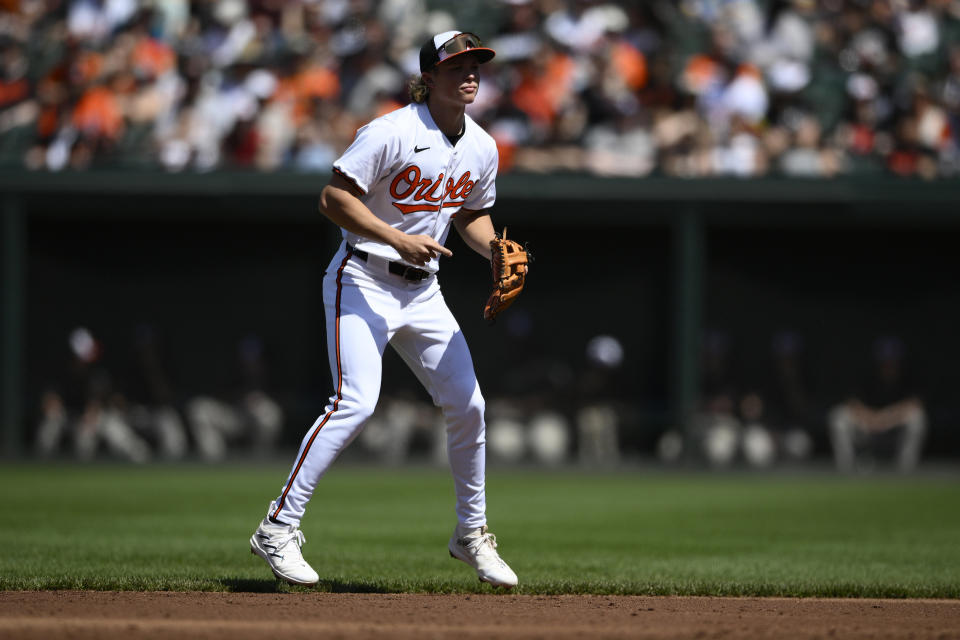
[3,172,959,459]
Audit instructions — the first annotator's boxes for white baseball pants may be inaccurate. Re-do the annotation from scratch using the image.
[270,242,487,529]
[828,403,927,472]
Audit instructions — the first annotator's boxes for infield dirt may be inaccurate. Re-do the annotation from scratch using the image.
[1,591,959,639]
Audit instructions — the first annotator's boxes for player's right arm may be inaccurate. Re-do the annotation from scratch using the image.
[320,174,452,266]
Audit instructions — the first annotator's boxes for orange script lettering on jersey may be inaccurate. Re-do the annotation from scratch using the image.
[389,165,475,214]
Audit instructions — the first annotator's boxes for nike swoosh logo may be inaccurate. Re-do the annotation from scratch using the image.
[414,146,430,153]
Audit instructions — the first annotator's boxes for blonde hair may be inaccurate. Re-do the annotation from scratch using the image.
[408,74,430,104]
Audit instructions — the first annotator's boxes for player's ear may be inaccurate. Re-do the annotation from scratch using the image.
[422,71,435,88]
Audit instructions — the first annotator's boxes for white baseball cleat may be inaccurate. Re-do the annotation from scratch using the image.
[250,517,319,586]
[448,525,518,588]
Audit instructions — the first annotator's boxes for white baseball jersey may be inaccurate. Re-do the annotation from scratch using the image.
[332,102,499,273]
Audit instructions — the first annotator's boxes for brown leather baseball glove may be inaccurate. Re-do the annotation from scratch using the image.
[483,228,530,322]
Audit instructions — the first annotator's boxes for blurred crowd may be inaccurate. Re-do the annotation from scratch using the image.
[2,0,960,178]
[363,322,931,473]
[37,325,286,462]
[36,321,929,474]
[656,328,928,473]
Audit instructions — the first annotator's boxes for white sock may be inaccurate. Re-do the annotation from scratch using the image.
[456,524,485,539]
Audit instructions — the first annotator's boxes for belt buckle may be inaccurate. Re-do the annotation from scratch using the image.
[402,265,424,281]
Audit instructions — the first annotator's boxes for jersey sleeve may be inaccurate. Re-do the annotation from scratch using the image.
[461,139,498,211]
[332,119,402,195]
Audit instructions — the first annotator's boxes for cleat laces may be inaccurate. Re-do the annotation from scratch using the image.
[268,528,306,561]
[459,527,503,562]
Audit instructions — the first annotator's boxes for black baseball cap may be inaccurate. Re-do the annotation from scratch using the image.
[419,31,495,74]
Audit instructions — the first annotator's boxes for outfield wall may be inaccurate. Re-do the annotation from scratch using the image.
[2,172,959,461]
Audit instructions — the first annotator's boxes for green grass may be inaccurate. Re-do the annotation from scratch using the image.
[1,463,958,597]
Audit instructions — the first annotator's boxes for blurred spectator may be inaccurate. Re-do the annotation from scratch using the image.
[658,328,822,468]
[657,329,743,468]
[576,334,627,466]
[828,335,927,473]
[185,334,284,461]
[1,0,959,177]
[739,330,815,468]
[485,309,575,466]
[359,384,446,466]
[123,324,188,460]
[35,326,150,463]
[689,328,743,467]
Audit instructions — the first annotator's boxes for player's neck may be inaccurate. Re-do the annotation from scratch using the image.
[426,100,466,140]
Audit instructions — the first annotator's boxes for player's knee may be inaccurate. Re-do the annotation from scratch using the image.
[338,396,377,424]
[454,376,484,411]
[463,393,485,427]
[903,405,928,434]
[443,378,484,428]
[827,406,852,434]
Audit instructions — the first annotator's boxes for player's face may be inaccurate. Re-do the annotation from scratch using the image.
[427,53,482,106]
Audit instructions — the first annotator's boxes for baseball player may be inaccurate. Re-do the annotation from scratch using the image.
[250,31,518,589]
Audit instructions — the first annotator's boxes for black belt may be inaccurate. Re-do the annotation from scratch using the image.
[347,244,431,282]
